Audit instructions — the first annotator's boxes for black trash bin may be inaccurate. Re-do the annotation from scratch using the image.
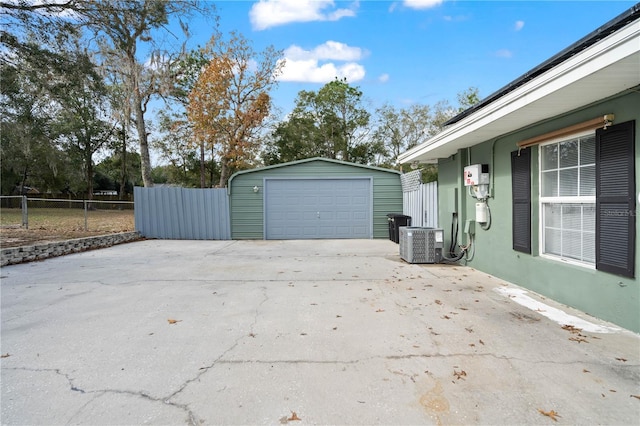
[386,213,411,243]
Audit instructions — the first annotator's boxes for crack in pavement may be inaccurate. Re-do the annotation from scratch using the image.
[217,359,362,365]
[3,287,275,426]
[203,241,238,257]
[2,367,201,425]
[203,351,637,369]
[161,286,271,404]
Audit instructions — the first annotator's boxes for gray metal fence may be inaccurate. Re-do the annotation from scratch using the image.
[403,181,438,228]
[134,187,231,240]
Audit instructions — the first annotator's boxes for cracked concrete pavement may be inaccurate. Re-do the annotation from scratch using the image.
[1,239,639,425]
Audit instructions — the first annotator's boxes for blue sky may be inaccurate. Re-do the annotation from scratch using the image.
[179,0,638,115]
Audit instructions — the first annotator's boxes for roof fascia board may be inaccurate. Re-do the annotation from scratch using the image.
[398,20,640,164]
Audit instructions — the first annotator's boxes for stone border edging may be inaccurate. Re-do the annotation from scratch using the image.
[1,232,143,267]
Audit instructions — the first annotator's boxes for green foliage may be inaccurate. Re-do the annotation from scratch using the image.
[51,43,116,198]
[421,164,439,183]
[371,87,481,173]
[1,0,217,190]
[263,78,379,166]
[0,46,74,195]
[155,109,221,188]
[457,87,481,112]
[1,0,480,195]
[95,151,142,195]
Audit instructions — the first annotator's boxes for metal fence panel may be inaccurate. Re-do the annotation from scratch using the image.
[134,187,230,240]
[403,181,438,228]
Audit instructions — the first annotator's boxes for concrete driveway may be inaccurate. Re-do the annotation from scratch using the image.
[1,239,638,425]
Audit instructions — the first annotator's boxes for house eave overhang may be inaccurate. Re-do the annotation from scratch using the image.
[398,14,640,165]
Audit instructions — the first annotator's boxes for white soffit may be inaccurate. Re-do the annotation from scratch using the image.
[399,19,640,164]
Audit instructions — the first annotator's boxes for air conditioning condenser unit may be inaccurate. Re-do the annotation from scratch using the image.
[399,227,444,264]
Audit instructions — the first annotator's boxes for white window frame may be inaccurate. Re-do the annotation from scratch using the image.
[538,130,596,268]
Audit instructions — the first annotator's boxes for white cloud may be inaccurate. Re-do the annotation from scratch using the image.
[514,20,525,31]
[249,0,358,31]
[378,73,390,83]
[278,41,366,83]
[278,58,365,83]
[495,49,513,58]
[403,0,443,10]
[285,41,366,61]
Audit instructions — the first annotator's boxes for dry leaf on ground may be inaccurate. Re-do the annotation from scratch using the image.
[287,411,302,421]
[569,336,589,343]
[538,409,561,421]
[453,370,467,380]
[562,324,582,334]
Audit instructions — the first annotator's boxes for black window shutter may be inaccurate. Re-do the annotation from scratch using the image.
[511,148,531,253]
[596,120,636,278]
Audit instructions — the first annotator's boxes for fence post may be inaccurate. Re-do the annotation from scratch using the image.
[21,195,28,229]
[84,200,88,231]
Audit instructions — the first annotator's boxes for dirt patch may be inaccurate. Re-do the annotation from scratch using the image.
[1,209,134,248]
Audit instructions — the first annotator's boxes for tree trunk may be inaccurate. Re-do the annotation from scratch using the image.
[133,96,153,187]
[119,126,127,200]
[129,54,153,188]
[210,144,215,187]
[218,158,228,188]
[200,140,205,188]
[86,155,94,201]
[20,166,28,194]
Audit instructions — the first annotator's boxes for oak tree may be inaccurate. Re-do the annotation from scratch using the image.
[86,1,214,187]
[265,78,375,165]
[187,31,284,187]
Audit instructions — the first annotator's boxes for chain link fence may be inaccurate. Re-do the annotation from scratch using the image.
[1,196,134,233]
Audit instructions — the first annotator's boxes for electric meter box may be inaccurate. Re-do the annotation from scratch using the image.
[464,164,490,186]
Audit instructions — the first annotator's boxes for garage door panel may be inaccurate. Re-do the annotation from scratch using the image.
[353,211,367,220]
[302,211,317,220]
[265,178,371,239]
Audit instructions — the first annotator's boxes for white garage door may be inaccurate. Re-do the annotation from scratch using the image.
[264,178,372,239]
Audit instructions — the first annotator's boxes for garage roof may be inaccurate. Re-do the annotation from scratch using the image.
[398,4,640,164]
[229,157,400,190]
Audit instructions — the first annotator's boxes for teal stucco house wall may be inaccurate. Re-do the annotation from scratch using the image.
[399,6,640,332]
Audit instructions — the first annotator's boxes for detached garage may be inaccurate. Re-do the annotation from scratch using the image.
[228,157,402,240]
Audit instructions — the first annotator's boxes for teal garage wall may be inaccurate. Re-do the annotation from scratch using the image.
[228,158,403,240]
